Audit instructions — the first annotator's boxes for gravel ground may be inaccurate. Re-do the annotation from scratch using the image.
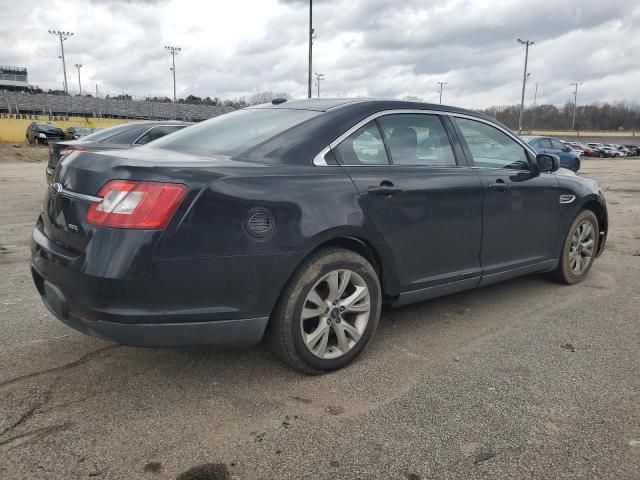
[0,156,639,480]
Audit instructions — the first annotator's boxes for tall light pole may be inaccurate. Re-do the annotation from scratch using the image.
[308,0,313,99]
[314,72,324,98]
[517,38,534,133]
[437,81,447,104]
[165,45,181,103]
[75,64,82,96]
[48,30,74,94]
[571,82,583,131]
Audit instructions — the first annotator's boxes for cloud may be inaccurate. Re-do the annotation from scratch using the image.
[0,0,638,108]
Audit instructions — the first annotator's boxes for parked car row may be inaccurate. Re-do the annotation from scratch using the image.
[26,122,106,144]
[520,135,639,170]
[565,141,639,158]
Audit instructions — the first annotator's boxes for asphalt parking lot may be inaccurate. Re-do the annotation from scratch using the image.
[1,145,639,480]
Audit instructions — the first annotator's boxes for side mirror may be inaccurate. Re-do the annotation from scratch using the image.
[536,153,560,173]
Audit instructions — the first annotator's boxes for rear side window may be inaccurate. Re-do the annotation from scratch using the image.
[134,125,185,145]
[455,118,531,171]
[377,114,456,166]
[152,108,319,156]
[550,139,565,150]
[102,125,148,145]
[334,121,389,165]
[538,138,553,149]
[80,123,135,142]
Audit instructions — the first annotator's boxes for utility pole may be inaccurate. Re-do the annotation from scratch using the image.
[48,30,74,94]
[437,81,447,104]
[75,64,82,96]
[517,38,534,133]
[314,73,324,98]
[308,0,313,99]
[571,82,583,131]
[165,45,181,103]
[531,82,538,132]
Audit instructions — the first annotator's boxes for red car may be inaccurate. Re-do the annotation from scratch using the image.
[568,142,598,157]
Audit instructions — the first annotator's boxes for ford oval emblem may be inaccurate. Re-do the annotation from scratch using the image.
[50,182,63,197]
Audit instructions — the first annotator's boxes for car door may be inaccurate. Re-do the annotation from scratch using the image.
[451,117,560,285]
[333,114,483,296]
[549,138,573,168]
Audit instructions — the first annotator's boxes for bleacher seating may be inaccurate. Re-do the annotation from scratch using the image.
[0,90,233,121]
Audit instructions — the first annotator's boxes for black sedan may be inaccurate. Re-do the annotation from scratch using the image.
[31,99,608,373]
[26,122,65,144]
[46,121,190,184]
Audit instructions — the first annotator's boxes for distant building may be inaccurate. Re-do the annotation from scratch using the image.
[0,66,37,92]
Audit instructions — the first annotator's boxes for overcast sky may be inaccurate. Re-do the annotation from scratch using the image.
[1,0,638,108]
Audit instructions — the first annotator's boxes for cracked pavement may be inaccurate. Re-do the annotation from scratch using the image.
[0,156,639,479]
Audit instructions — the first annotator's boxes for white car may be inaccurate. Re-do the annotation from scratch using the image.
[612,144,632,156]
[588,143,622,157]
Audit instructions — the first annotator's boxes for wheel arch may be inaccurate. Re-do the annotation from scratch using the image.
[266,230,400,328]
[580,196,608,257]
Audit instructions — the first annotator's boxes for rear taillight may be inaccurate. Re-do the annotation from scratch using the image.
[60,146,88,156]
[86,180,188,229]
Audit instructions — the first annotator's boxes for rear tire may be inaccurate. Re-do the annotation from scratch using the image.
[267,248,382,374]
[552,210,598,285]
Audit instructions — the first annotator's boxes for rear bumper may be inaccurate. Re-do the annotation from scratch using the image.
[31,266,269,347]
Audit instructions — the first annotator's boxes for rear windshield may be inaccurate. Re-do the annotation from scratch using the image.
[151,108,319,157]
[80,123,139,142]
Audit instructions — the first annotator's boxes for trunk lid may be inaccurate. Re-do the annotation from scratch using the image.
[42,147,259,254]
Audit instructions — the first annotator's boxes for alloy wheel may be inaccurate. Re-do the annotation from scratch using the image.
[569,221,595,275]
[300,269,371,359]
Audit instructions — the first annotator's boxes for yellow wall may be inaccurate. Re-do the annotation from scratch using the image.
[0,116,139,143]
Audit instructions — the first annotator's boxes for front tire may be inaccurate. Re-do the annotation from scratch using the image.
[571,159,580,172]
[552,210,598,285]
[268,248,382,374]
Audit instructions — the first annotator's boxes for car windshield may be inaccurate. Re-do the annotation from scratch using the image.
[79,123,139,142]
[152,108,320,157]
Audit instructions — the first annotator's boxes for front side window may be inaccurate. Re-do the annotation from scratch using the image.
[377,114,456,166]
[455,118,531,170]
[334,121,389,165]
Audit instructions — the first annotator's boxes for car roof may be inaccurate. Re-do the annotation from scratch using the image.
[249,97,494,119]
[237,98,511,164]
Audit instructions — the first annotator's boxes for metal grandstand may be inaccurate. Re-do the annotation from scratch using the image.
[0,90,233,121]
